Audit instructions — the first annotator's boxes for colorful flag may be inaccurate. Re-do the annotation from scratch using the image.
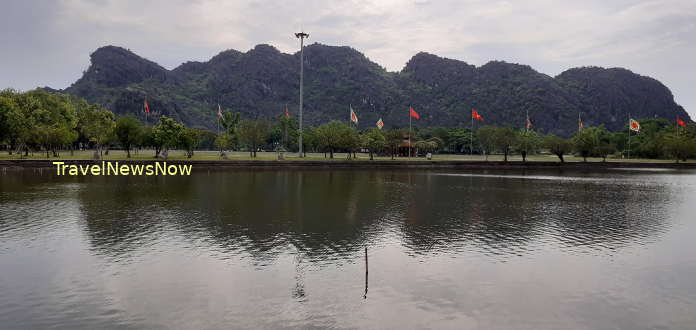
[630,119,641,132]
[376,118,384,129]
[217,104,223,119]
[677,117,686,127]
[350,105,358,124]
[144,99,150,114]
[409,107,420,120]
[284,106,290,119]
[472,109,483,121]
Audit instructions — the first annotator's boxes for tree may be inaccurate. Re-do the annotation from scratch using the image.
[153,116,184,159]
[179,127,201,158]
[513,130,541,162]
[238,119,269,158]
[301,127,319,157]
[476,126,497,161]
[341,126,361,159]
[446,127,473,154]
[385,129,405,160]
[23,90,79,158]
[114,115,142,158]
[215,133,233,155]
[270,114,299,151]
[361,129,386,160]
[493,127,517,162]
[544,134,573,163]
[0,91,25,154]
[315,121,351,159]
[572,127,597,162]
[220,112,241,136]
[663,133,696,163]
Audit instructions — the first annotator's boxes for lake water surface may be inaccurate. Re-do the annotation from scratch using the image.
[1,168,696,329]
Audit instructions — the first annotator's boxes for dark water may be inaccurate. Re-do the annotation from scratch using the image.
[1,168,696,329]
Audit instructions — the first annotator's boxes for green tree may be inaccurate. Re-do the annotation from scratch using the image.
[513,130,542,162]
[114,115,142,158]
[315,121,352,159]
[179,127,201,158]
[220,112,241,136]
[384,129,405,160]
[0,91,27,154]
[493,127,517,162]
[24,90,79,158]
[361,128,386,160]
[83,108,116,157]
[215,133,233,155]
[663,133,696,163]
[476,126,497,161]
[341,126,361,159]
[544,134,573,163]
[572,127,598,162]
[153,116,185,159]
[238,119,269,158]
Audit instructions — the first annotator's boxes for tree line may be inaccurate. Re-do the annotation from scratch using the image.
[2,89,695,162]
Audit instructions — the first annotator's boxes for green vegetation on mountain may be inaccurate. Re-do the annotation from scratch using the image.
[56,44,689,137]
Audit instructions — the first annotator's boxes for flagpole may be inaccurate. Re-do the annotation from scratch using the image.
[409,105,412,158]
[295,31,309,158]
[627,114,631,160]
[470,109,474,156]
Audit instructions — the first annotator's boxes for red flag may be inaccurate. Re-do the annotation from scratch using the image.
[284,106,290,119]
[350,106,358,124]
[472,109,483,121]
[409,107,420,120]
[677,117,686,127]
[144,99,150,114]
[630,119,641,132]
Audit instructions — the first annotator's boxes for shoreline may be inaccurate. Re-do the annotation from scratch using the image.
[2,159,695,171]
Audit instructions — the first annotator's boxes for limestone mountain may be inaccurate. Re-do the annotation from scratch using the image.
[61,44,690,136]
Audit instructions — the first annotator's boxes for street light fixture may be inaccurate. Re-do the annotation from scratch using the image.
[295,31,309,157]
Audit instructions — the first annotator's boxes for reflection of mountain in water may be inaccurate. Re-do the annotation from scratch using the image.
[72,170,676,263]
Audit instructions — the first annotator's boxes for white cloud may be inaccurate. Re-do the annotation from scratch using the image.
[1,0,695,117]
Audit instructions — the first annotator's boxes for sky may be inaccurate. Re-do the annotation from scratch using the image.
[1,0,694,118]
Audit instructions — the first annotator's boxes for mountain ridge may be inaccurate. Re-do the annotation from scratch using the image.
[59,44,691,136]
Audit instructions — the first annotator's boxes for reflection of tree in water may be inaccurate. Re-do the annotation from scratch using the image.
[395,172,674,258]
[544,180,673,251]
[75,169,675,263]
[77,175,202,260]
[77,170,398,263]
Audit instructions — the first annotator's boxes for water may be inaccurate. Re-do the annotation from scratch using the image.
[1,168,696,329]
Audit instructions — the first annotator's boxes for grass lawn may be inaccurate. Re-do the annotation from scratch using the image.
[0,149,690,163]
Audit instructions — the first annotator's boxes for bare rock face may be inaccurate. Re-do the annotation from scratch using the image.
[60,44,691,137]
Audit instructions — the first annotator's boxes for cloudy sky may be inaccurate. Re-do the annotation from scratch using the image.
[1,0,694,118]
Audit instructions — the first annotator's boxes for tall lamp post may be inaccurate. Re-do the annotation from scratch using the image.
[295,31,309,157]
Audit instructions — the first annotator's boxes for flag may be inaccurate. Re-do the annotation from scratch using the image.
[376,118,384,129]
[630,119,641,132]
[284,106,290,119]
[217,104,223,119]
[472,109,483,121]
[578,117,584,130]
[144,99,150,114]
[409,107,420,120]
[677,117,686,127]
[526,118,533,130]
[350,106,358,124]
